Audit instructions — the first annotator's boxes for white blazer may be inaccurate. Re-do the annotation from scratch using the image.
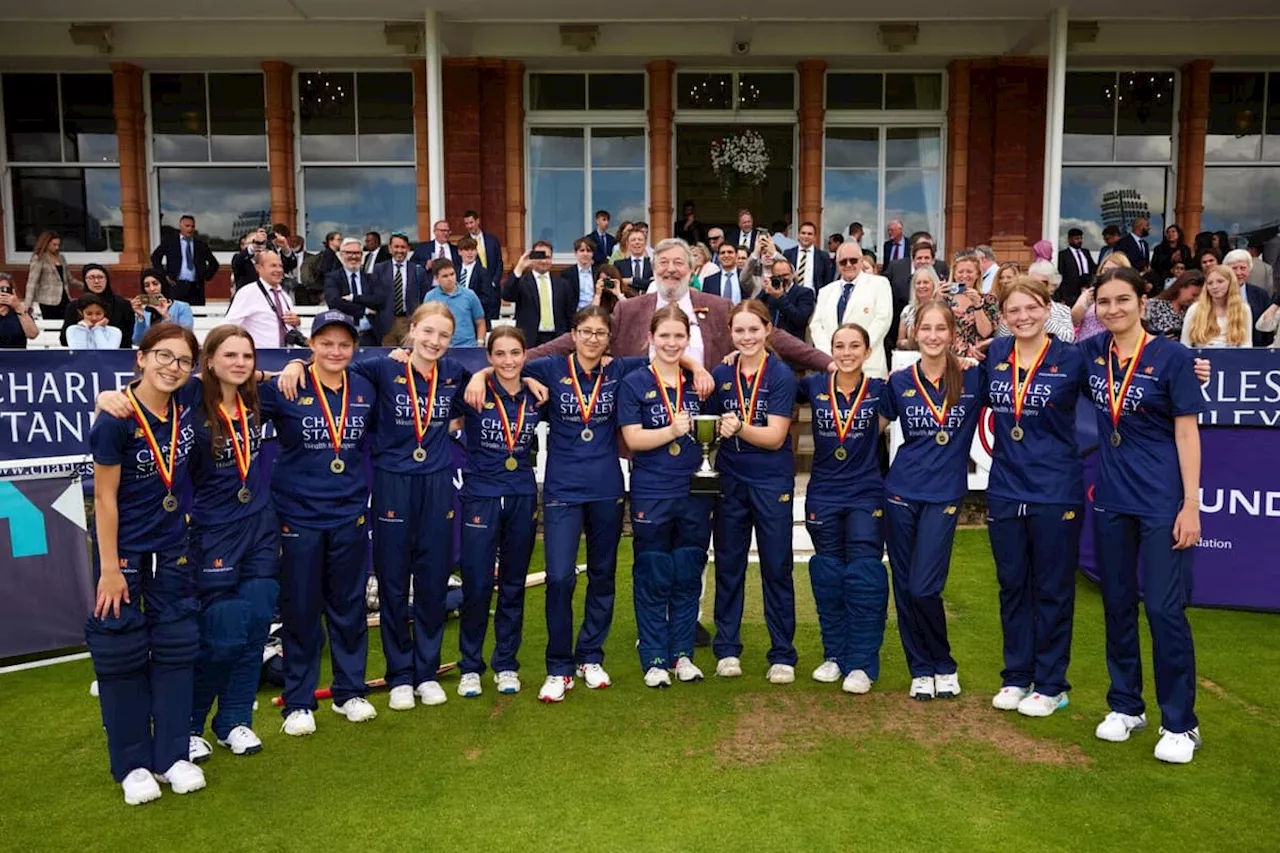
[809,273,895,379]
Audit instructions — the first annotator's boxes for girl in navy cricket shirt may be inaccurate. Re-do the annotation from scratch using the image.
[452,327,545,698]
[618,305,710,688]
[880,300,984,701]
[1082,267,1205,764]
[708,300,801,685]
[800,323,888,695]
[87,323,202,805]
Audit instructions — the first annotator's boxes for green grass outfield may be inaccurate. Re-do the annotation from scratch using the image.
[1,529,1277,852]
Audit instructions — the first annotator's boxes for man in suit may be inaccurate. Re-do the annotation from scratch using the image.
[325,237,390,346]
[461,209,504,287]
[362,231,391,274]
[501,240,576,346]
[456,235,499,321]
[317,231,344,282]
[371,232,426,344]
[150,214,219,306]
[584,209,616,266]
[1057,227,1097,307]
[231,228,269,291]
[882,219,908,265]
[810,241,895,379]
[884,235,949,343]
[725,209,760,256]
[411,219,460,270]
[1224,250,1274,346]
[1115,216,1152,270]
[561,237,601,311]
[784,221,834,291]
[617,228,653,292]
[1096,225,1122,267]
[756,256,816,339]
[701,244,751,303]
[674,201,707,248]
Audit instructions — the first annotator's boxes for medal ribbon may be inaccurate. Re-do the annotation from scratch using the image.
[216,396,252,487]
[911,362,951,431]
[649,363,683,427]
[405,360,439,446]
[487,379,528,455]
[1010,336,1052,425]
[568,354,604,427]
[828,372,869,445]
[1106,333,1149,430]
[735,352,769,426]
[126,385,178,493]
[309,364,349,458]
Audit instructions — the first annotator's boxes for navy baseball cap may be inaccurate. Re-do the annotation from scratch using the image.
[310,310,358,339]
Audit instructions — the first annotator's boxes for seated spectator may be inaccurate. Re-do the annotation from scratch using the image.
[754,256,815,339]
[0,273,38,348]
[1162,258,1188,292]
[60,263,132,348]
[896,265,942,350]
[423,258,486,347]
[67,293,124,350]
[1145,270,1203,340]
[1182,266,1252,348]
[131,268,194,346]
[1073,252,1131,341]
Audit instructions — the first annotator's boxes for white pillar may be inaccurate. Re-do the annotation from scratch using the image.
[425,9,446,224]
[1042,7,1068,245]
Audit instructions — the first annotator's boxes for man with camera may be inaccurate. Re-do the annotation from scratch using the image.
[503,241,576,346]
[222,250,304,349]
[755,257,815,339]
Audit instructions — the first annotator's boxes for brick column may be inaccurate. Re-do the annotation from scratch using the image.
[443,59,483,228]
[796,59,827,230]
[504,60,525,255]
[413,60,432,241]
[479,59,508,270]
[646,60,674,242]
[945,60,972,255]
[1177,60,1213,237]
[262,62,296,228]
[110,63,148,266]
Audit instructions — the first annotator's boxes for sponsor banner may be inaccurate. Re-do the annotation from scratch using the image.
[1192,346,1280,428]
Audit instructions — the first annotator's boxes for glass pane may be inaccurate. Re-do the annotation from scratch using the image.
[61,74,116,163]
[590,128,644,168]
[591,169,645,230]
[739,73,794,110]
[302,166,418,249]
[530,74,586,111]
[886,128,941,168]
[208,73,266,162]
[1206,72,1264,162]
[357,72,414,161]
[885,169,942,245]
[156,167,271,252]
[885,73,942,110]
[1266,73,1280,159]
[1063,72,1115,162]
[1201,167,1280,247]
[1058,166,1166,254]
[298,72,356,161]
[151,73,210,162]
[826,73,882,110]
[3,73,62,161]
[529,128,584,169]
[822,169,878,249]
[529,169,585,252]
[588,74,644,111]
[824,128,878,169]
[1114,72,1174,161]
[677,73,733,110]
[10,167,123,252]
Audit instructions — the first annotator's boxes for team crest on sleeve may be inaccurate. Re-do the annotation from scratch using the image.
[644,390,657,400]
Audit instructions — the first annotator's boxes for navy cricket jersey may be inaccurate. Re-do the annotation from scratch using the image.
[982,336,1085,505]
[89,385,197,553]
[617,366,704,500]
[799,372,885,511]
[524,355,647,504]
[186,377,273,525]
[352,355,471,476]
[452,381,543,499]
[1080,333,1205,517]
[260,371,374,527]
[881,363,984,503]
[707,355,798,490]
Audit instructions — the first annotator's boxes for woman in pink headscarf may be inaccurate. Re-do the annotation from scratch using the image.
[1031,240,1055,264]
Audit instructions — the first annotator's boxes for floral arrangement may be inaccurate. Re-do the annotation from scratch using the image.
[710,129,769,197]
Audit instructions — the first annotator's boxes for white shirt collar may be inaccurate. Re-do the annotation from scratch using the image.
[655,289,697,322]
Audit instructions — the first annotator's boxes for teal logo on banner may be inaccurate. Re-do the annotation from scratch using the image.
[0,481,47,558]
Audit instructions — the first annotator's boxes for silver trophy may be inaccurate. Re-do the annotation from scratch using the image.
[691,415,722,496]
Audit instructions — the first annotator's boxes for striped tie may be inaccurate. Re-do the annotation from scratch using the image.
[796,248,808,285]
[393,264,404,314]
[459,266,470,290]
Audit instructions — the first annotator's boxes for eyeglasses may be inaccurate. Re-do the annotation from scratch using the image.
[149,348,195,373]
[837,258,861,267]
[575,328,609,340]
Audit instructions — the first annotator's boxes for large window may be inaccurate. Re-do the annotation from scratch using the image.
[822,127,942,252]
[2,73,121,254]
[149,72,270,252]
[297,71,416,248]
[1202,71,1280,248]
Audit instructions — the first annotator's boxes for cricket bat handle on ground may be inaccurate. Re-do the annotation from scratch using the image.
[271,662,459,707]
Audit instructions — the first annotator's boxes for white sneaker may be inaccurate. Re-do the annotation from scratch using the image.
[494,670,521,695]
[992,686,1028,711]
[1095,711,1148,743]
[935,672,962,698]
[812,660,842,683]
[1154,727,1201,764]
[909,676,936,701]
[216,726,263,756]
[643,667,672,688]
[332,696,378,723]
[388,685,416,711]
[154,760,206,795]
[674,656,704,682]
[766,664,796,685]
[1017,691,1069,718]
[538,675,574,703]
[575,663,612,689]
[122,767,162,806]
[715,657,743,678]
[458,673,483,698]
[281,709,316,737]
[416,681,447,706]
[188,735,212,764]
[842,669,873,695]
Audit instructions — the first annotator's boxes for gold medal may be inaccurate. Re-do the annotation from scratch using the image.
[935,431,950,446]
[162,493,178,513]
[1010,425,1025,442]
[488,379,529,474]
[405,359,438,465]
[828,371,868,467]
[1010,335,1051,442]
[310,364,350,475]
[217,395,254,505]
[330,458,346,474]
[1111,431,1122,448]
[833,447,848,461]
[668,442,682,457]
[581,427,594,442]
[125,385,180,511]
[504,456,519,471]
[1106,332,1149,447]
[236,487,252,504]
[568,354,604,441]
[412,447,427,462]
[912,363,954,448]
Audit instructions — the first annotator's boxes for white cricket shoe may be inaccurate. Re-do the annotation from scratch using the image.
[909,676,936,701]
[715,657,743,678]
[575,663,612,689]
[388,685,416,711]
[812,661,842,683]
[643,667,672,688]
[766,664,796,685]
[538,676,573,703]
[416,681,447,706]
[842,669,873,695]
[217,726,263,756]
[992,686,1028,711]
[1095,711,1148,742]
[934,672,962,698]
[674,656,704,682]
[154,760,206,795]
[458,673,483,698]
[188,735,212,764]
[1154,727,1201,764]
[281,709,316,737]
[1017,692,1068,718]
[122,768,162,806]
[494,670,521,695]
[332,697,377,722]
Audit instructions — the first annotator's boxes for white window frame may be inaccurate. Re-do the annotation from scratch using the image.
[0,70,122,265]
